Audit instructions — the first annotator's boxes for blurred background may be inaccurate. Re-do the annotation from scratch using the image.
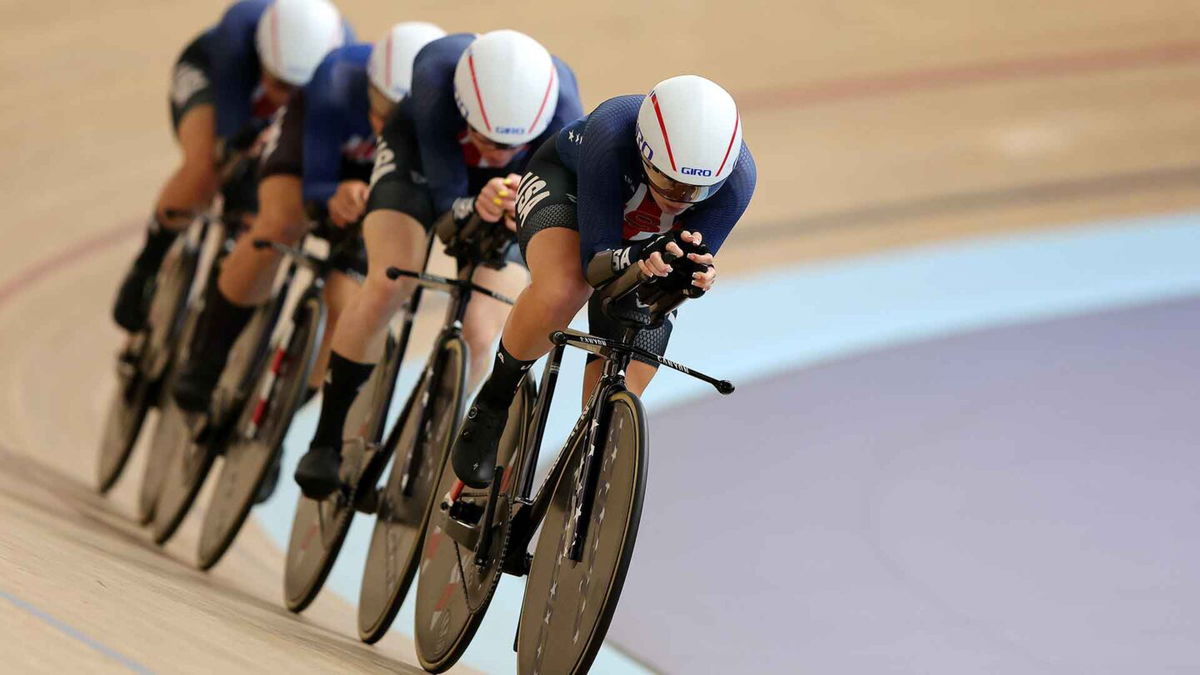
[1,1,1198,673]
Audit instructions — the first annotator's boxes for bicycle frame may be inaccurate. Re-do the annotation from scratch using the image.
[498,329,636,571]
[384,258,515,500]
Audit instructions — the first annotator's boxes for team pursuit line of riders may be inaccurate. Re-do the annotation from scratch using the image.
[101,0,756,672]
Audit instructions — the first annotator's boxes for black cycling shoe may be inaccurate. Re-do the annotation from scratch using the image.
[451,399,509,489]
[172,353,224,413]
[254,453,282,505]
[294,444,342,500]
[112,264,155,333]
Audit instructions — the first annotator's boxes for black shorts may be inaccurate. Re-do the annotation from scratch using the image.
[366,114,437,232]
[169,34,215,134]
[515,138,579,260]
[516,138,673,366]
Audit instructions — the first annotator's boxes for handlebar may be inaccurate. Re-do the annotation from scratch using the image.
[252,236,327,271]
[550,329,734,395]
[384,266,516,305]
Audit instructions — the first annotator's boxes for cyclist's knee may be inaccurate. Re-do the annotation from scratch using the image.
[357,272,409,320]
[250,213,307,245]
[528,273,590,318]
[462,309,504,355]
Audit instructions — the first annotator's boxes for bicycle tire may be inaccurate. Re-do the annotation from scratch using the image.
[358,337,466,643]
[196,293,323,570]
[150,301,281,545]
[283,327,393,613]
[517,389,647,675]
[97,237,196,493]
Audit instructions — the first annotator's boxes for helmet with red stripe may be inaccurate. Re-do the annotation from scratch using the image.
[368,22,446,103]
[452,30,560,146]
[255,0,346,87]
[636,75,742,203]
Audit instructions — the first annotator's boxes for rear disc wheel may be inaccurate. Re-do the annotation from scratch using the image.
[196,295,322,570]
[99,240,196,494]
[413,377,535,672]
[150,303,278,546]
[358,338,466,643]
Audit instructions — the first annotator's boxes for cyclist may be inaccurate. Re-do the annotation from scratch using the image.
[450,75,757,488]
[171,23,446,422]
[111,0,350,334]
[293,30,584,499]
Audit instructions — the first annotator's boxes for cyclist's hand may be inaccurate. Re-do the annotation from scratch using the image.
[679,230,715,290]
[327,180,369,227]
[476,174,521,223]
[637,239,684,277]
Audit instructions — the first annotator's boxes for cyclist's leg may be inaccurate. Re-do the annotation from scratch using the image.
[173,175,305,411]
[583,360,657,400]
[308,269,360,391]
[295,210,425,497]
[155,106,220,230]
[329,211,426,362]
[220,175,309,302]
[462,261,529,392]
[500,228,591,361]
[452,227,589,488]
[452,140,590,487]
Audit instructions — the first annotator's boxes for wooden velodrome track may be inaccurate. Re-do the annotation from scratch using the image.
[1,0,1198,671]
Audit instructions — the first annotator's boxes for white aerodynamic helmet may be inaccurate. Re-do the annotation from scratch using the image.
[636,75,743,203]
[368,22,447,103]
[255,0,346,87]
[453,30,560,146]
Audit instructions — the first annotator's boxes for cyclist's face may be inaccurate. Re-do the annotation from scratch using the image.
[261,72,296,107]
[466,127,524,166]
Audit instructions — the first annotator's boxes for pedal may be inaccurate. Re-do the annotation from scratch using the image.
[447,498,484,525]
[439,479,466,512]
[441,507,481,550]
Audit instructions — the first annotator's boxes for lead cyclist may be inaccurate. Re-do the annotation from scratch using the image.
[450,75,757,488]
[111,0,351,334]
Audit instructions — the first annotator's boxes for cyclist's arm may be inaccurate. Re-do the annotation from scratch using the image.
[300,87,347,205]
[584,144,756,287]
[575,96,643,267]
[672,144,757,256]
